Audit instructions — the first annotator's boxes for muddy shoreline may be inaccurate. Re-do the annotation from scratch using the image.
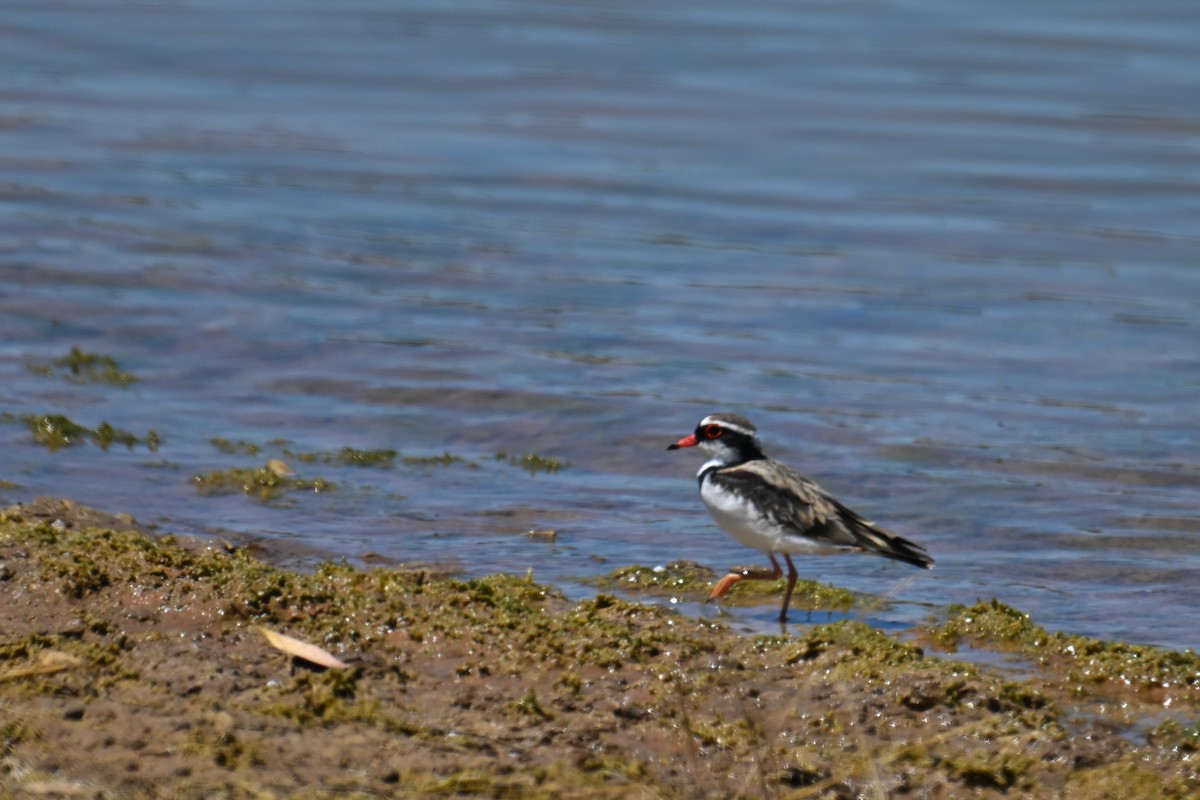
[1,497,1197,799]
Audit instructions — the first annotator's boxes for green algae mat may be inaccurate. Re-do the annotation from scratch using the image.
[0,498,1197,799]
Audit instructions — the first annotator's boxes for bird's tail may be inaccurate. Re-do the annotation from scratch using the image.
[833,498,934,569]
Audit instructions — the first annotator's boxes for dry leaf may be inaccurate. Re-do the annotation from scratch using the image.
[256,625,349,669]
[0,650,83,682]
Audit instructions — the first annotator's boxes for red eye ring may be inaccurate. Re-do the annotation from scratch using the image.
[704,424,723,439]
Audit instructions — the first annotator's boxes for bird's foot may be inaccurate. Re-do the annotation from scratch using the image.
[706,572,743,602]
[706,564,781,601]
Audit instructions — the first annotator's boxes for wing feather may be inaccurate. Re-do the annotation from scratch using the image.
[712,461,934,568]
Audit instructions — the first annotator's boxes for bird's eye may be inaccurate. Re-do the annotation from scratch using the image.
[704,424,723,439]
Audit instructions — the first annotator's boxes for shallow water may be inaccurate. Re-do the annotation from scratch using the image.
[2,0,1199,650]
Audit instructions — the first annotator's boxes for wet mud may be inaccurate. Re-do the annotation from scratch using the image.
[1,498,1197,799]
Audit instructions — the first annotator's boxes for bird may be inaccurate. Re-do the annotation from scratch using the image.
[667,412,933,622]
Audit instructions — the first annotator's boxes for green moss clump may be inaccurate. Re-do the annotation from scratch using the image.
[29,346,137,385]
[207,439,400,469]
[512,688,553,720]
[1062,761,1182,800]
[21,414,89,450]
[927,600,1200,702]
[333,447,397,467]
[397,759,665,799]
[787,620,925,677]
[0,718,43,756]
[1147,718,1200,752]
[94,421,160,451]
[182,723,264,770]
[682,713,766,751]
[928,599,1047,649]
[17,414,160,452]
[55,553,112,598]
[261,668,422,735]
[286,446,399,468]
[732,574,858,610]
[0,630,138,691]
[595,561,858,612]
[495,451,564,474]
[0,634,58,663]
[557,594,716,671]
[403,451,464,468]
[269,670,356,722]
[601,561,718,594]
[191,465,333,501]
[209,437,261,456]
[943,749,1035,790]
[1060,638,1200,696]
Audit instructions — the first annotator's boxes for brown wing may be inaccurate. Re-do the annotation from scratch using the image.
[713,460,934,568]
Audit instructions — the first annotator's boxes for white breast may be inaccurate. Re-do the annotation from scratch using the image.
[698,472,840,556]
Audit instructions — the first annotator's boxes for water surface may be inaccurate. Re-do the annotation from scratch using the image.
[2,0,1199,650]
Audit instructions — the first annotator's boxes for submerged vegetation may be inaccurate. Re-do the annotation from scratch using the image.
[28,346,137,386]
[287,446,399,468]
[205,438,568,472]
[191,463,334,500]
[402,451,467,467]
[208,438,398,468]
[192,439,564,501]
[495,450,565,474]
[6,348,154,451]
[7,413,161,452]
[596,560,859,611]
[208,437,268,457]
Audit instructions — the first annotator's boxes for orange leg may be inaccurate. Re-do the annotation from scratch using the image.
[708,553,801,621]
